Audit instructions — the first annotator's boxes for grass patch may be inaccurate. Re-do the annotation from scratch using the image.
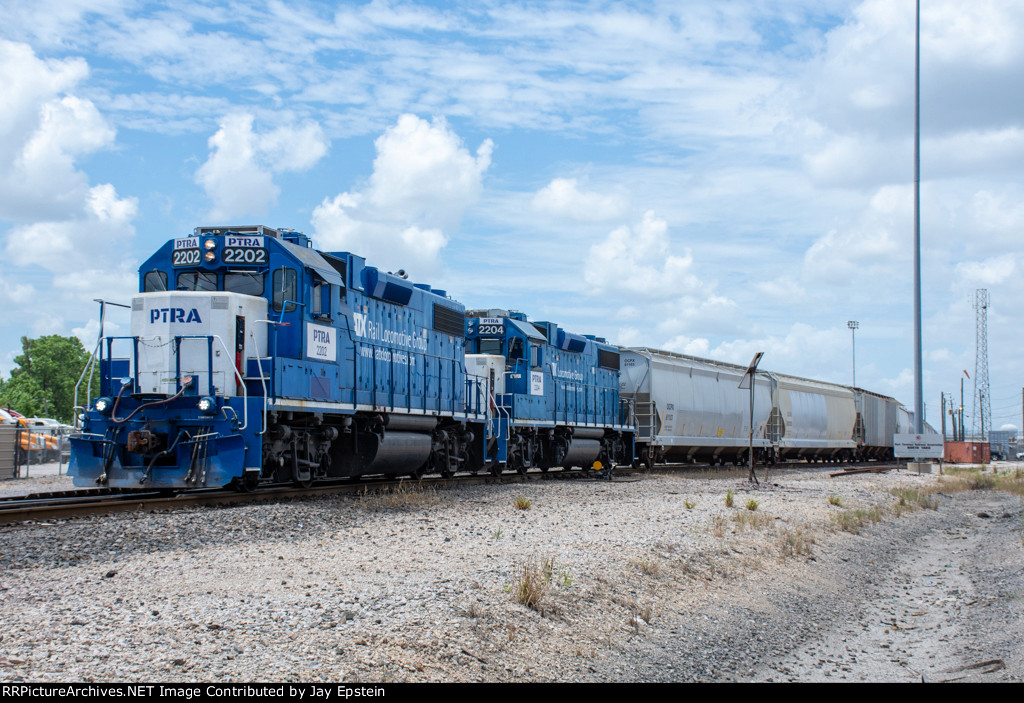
[632,556,663,577]
[360,481,440,510]
[732,510,773,532]
[491,526,504,539]
[890,486,938,513]
[514,495,533,510]
[684,499,696,510]
[711,515,728,538]
[831,506,885,534]
[828,494,843,507]
[725,490,735,508]
[745,498,760,511]
[942,467,1024,496]
[779,527,816,558]
[510,557,570,613]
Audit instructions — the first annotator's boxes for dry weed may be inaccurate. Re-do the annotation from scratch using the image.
[360,481,440,510]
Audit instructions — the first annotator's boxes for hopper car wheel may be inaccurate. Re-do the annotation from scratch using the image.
[487,461,503,477]
[516,464,528,476]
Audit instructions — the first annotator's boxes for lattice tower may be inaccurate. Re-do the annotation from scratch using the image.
[972,289,991,439]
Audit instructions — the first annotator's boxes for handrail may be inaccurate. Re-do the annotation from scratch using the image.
[72,338,102,429]
[84,333,250,430]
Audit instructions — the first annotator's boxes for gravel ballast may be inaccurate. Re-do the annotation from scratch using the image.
[1,464,1021,682]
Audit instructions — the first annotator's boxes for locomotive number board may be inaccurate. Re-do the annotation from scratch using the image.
[476,317,504,336]
[172,238,200,267]
[223,235,267,265]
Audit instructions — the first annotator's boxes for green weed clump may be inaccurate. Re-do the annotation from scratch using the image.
[725,490,735,508]
[745,498,760,511]
[828,494,843,507]
[514,495,533,510]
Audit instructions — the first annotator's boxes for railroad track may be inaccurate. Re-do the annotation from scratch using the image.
[0,467,613,524]
[0,459,907,525]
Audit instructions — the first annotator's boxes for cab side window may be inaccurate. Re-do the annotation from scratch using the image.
[312,279,331,318]
[144,271,168,292]
[509,337,524,362]
[272,268,297,313]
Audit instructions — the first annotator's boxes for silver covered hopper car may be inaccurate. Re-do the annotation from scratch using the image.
[619,349,774,467]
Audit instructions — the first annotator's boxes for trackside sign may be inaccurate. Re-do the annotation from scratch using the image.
[894,433,944,459]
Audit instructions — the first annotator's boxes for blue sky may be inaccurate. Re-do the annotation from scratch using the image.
[1,0,1022,433]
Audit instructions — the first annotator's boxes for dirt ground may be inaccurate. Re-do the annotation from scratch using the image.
[1,463,1022,682]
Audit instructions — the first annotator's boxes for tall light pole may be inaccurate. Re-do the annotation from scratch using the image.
[847,320,859,388]
[912,0,924,433]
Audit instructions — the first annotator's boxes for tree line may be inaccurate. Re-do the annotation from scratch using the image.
[0,335,97,424]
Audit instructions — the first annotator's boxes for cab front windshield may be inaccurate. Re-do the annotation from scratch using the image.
[174,271,265,296]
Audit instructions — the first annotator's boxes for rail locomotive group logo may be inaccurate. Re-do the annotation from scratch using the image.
[351,312,427,351]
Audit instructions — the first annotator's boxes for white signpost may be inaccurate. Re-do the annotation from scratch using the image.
[893,433,944,459]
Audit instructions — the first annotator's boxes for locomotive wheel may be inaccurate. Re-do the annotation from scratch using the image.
[487,461,503,477]
[231,475,259,492]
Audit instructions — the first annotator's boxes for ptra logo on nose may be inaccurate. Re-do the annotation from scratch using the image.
[150,308,203,323]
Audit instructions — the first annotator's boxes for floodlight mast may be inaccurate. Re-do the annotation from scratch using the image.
[912,0,924,433]
[847,320,859,388]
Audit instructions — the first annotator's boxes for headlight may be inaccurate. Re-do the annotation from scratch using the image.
[198,396,217,414]
[204,238,216,250]
[204,251,216,262]
[94,397,113,414]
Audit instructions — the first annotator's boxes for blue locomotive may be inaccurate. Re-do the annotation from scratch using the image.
[465,311,634,474]
[69,225,635,489]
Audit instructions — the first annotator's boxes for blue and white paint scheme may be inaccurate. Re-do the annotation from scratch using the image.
[465,310,635,474]
[70,225,490,489]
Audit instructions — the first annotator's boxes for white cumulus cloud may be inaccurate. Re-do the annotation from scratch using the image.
[195,113,328,220]
[583,211,701,297]
[532,178,628,221]
[312,114,493,274]
[0,41,115,221]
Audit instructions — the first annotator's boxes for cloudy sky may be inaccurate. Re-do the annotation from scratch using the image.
[1,0,1021,434]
